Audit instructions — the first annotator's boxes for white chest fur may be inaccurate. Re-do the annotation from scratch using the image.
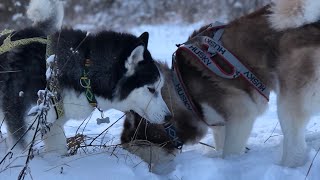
[62,89,96,121]
[201,103,225,126]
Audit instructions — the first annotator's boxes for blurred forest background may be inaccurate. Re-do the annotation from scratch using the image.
[0,0,270,31]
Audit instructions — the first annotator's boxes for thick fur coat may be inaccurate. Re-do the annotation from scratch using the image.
[0,0,171,154]
[121,0,320,168]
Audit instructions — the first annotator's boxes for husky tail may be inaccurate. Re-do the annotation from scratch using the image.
[268,0,320,31]
[27,0,64,33]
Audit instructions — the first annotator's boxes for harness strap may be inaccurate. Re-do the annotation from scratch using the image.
[172,55,204,121]
[0,30,99,120]
[169,23,271,148]
[190,35,270,100]
[163,122,183,150]
[0,30,64,119]
[0,29,13,36]
[80,59,98,108]
[0,31,48,55]
[45,34,65,120]
[175,24,270,100]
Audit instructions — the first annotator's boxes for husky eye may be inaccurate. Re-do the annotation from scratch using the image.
[148,87,155,94]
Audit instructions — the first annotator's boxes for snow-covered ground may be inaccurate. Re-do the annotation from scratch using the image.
[1,23,320,180]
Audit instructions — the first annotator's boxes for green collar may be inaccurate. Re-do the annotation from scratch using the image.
[80,59,98,108]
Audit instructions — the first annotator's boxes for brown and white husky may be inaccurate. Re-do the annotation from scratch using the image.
[121,0,320,167]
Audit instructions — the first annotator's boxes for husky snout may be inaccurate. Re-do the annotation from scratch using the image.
[143,93,172,124]
[158,93,172,122]
[162,101,172,121]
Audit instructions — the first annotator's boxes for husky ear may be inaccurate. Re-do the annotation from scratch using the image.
[138,32,149,47]
[125,45,144,76]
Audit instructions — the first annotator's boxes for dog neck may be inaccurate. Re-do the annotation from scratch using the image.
[60,88,126,121]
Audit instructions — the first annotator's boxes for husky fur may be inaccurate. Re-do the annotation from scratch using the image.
[27,0,64,33]
[121,4,320,167]
[269,0,320,31]
[121,63,206,164]
[0,0,171,154]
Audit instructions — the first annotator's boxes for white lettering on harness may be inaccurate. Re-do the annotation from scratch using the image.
[204,38,226,55]
[189,45,212,66]
[243,71,266,92]
[175,83,193,111]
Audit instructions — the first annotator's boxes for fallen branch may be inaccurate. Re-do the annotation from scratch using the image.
[264,122,279,143]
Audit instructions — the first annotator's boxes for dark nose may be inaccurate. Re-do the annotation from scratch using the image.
[164,114,172,121]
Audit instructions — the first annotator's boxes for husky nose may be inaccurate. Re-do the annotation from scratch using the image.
[164,114,172,121]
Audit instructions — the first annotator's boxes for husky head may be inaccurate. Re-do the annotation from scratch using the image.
[115,32,171,124]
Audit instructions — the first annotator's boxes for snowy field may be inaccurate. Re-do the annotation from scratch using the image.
[1,23,320,180]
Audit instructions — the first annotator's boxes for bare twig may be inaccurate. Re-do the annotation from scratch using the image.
[0,70,21,73]
[44,144,123,172]
[0,152,13,166]
[305,146,320,180]
[131,76,164,142]
[18,116,40,180]
[148,142,152,172]
[264,122,279,143]
[59,33,90,72]
[89,113,126,146]
[199,142,216,149]
[0,116,38,166]
[0,115,5,129]
[132,117,144,141]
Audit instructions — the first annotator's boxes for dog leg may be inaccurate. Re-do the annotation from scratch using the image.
[277,95,309,167]
[212,126,225,151]
[220,93,261,157]
[201,103,226,152]
[222,116,255,157]
[42,118,67,155]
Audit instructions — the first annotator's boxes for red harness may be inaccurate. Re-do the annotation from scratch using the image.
[171,23,270,126]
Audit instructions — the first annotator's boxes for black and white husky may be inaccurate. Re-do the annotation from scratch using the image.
[0,0,171,154]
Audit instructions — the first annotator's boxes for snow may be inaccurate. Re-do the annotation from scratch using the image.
[46,55,55,64]
[11,13,23,21]
[1,23,320,180]
[46,55,55,80]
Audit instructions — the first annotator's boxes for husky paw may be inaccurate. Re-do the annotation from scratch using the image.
[280,146,309,167]
[281,155,308,167]
[205,150,223,158]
